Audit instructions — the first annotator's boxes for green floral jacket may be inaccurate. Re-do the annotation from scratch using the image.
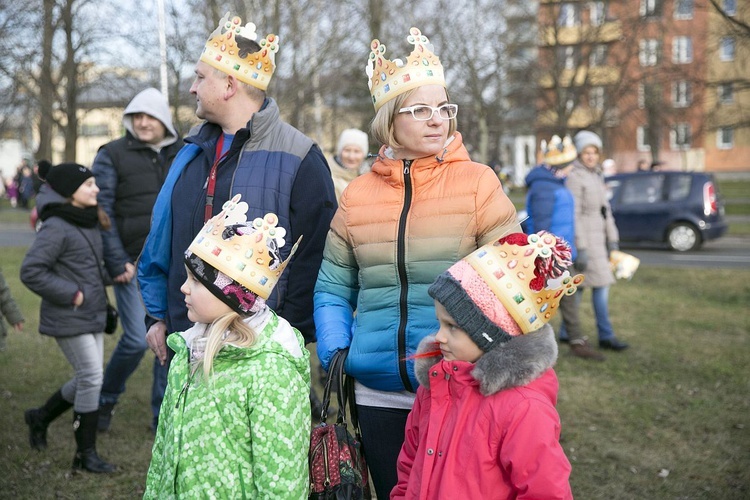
[144,310,311,499]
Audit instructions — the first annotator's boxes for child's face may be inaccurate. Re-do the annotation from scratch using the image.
[70,178,99,208]
[434,301,484,363]
[181,267,233,324]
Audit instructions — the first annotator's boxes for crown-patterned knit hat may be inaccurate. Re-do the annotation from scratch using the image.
[428,232,583,352]
[184,194,300,316]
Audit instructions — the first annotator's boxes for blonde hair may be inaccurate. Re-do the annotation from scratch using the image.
[370,87,457,151]
[194,310,258,379]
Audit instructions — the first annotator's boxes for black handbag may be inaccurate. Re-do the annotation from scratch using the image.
[308,349,371,500]
[76,228,118,334]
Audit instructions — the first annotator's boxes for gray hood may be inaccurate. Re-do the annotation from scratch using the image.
[122,87,178,149]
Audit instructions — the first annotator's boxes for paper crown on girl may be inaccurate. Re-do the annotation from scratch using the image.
[542,135,577,167]
[366,27,445,111]
[187,195,300,300]
[200,12,279,91]
[430,232,584,352]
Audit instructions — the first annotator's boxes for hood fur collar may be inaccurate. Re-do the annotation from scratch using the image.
[415,324,558,396]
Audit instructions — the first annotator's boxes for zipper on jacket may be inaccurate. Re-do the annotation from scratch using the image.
[396,160,414,392]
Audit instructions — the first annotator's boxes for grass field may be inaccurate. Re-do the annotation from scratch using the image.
[1,244,749,498]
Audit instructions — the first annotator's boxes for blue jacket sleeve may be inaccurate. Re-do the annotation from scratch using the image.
[92,149,131,277]
[137,144,199,322]
[281,144,337,344]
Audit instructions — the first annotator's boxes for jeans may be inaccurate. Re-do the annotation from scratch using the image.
[57,333,104,413]
[357,405,411,500]
[559,286,615,341]
[100,279,168,420]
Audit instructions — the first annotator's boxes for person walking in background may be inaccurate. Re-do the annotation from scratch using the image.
[144,195,310,498]
[0,266,24,352]
[392,231,575,499]
[138,13,336,418]
[20,163,115,473]
[328,128,370,201]
[525,135,604,361]
[92,88,182,433]
[565,130,629,351]
[314,27,519,499]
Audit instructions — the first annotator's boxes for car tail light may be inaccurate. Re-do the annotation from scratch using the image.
[703,182,718,216]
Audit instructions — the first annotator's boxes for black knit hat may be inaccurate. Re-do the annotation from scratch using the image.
[45,163,93,198]
[37,160,52,180]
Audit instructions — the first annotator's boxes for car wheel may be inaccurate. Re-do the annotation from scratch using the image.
[667,223,701,252]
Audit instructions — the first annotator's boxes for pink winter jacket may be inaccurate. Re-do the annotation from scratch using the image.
[392,325,573,500]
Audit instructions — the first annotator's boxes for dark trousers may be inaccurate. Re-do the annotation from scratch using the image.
[357,405,411,500]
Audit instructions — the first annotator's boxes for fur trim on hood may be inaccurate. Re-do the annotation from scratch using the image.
[415,324,558,396]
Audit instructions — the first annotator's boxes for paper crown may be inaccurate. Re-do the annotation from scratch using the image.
[463,232,584,334]
[541,135,577,167]
[187,194,300,300]
[366,27,445,111]
[200,12,279,91]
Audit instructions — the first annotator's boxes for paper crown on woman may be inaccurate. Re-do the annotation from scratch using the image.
[185,194,301,315]
[366,27,445,111]
[200,12,279,91]
[429,232,583,352]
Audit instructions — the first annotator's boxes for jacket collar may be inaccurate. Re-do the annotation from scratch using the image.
[371,132,470,187]
[415,323,558,396]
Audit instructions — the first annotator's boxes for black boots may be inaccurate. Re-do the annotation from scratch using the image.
[72,411,116,473]
[24,390,73,451]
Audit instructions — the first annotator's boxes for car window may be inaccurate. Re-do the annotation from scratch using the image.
[667,174,692,201]
[621,175,665,204]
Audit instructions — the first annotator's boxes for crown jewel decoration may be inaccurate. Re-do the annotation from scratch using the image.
[200,12,279,91]
[366,27,445,111]
[187,194,300,300]
[541,135,577,167]
[464,232,584,334]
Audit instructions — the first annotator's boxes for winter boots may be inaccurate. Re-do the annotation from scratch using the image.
[569,339,606,361]
[72,411,116,473]
[24,390,73,451]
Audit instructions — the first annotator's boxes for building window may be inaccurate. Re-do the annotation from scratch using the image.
[717,127,734,149]
[723,0,736,16]
[638,83,645,109]
[558,46,580,70]
[590,44,608,67]
[590,2,606,26]
[640,0,663,17]
[637,126,652,151]
[670,123,691,150]
[672,81,691,107]
[718,83,734,104]
[558,3,581,27]
[80,123,110,137]
[640,39,660,66]
[674,0,694,19]
[720,37,735,61]
[672,37,693,64]
[589,86,605,110]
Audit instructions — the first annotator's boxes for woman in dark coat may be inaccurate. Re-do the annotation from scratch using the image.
[20,163,116,473]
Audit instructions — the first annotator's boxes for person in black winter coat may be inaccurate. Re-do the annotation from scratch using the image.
[20,163,116,473]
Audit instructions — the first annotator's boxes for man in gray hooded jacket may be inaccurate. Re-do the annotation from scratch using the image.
[92,88,182,431]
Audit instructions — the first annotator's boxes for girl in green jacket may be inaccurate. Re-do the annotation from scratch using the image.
[144,195,311,499]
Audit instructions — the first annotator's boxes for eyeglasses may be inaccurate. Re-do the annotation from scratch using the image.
[397,104,458,121]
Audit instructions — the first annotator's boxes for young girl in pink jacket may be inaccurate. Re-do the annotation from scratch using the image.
[392,231,576,500]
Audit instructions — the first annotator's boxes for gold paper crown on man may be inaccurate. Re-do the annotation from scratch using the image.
[366,27,445,111]
[200,12,279,91]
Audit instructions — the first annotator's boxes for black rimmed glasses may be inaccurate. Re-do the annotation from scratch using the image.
[397,104,459,121]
